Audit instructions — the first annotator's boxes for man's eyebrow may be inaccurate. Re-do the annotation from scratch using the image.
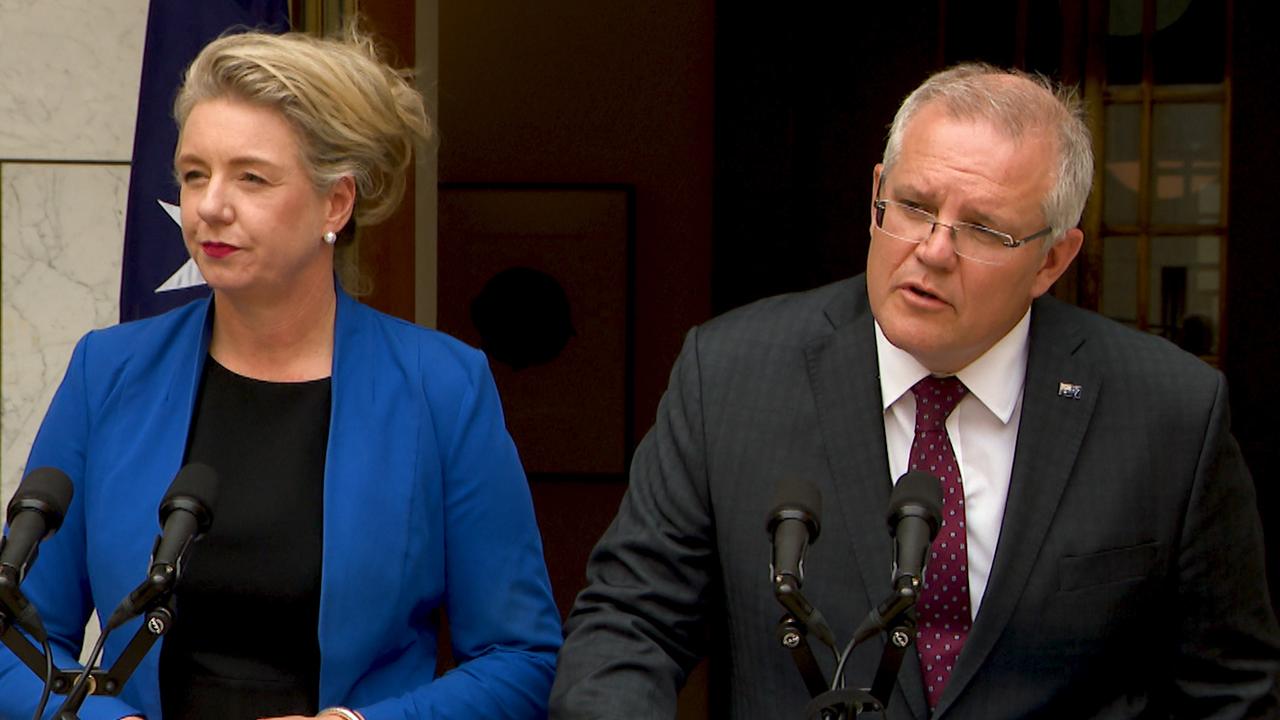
[960,208,1008,231]
[885,180,936,206]
[888,180,1012,230]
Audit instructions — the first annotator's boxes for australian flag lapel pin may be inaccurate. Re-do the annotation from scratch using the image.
[1058,381,1083,400]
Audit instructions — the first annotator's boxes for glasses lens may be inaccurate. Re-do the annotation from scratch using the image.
[954,225,1011,264]
[876,202,1010,265]
[879,202,931,242]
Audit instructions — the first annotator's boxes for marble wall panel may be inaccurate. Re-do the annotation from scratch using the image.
[0,0,148,160]
[2,163,128,500]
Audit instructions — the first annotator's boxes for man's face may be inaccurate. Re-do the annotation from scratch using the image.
[866,102,1082,374]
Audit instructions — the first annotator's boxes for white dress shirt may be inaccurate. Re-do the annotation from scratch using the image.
[874,309,1031,619]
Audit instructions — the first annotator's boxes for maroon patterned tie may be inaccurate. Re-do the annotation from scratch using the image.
[909,375,970,709]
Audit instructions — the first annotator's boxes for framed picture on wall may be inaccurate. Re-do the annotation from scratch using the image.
[437,183,634,478]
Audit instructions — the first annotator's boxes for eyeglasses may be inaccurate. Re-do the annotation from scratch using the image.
[873,198,1053,266]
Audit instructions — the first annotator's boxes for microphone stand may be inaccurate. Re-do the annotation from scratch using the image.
[776,581,921,719]
[0,533,192,718]
[1,606,49,680]
[862,589,918,706]
[777,613,830,699]
[773,570,837,696]
[53,537,188,720]
[51,598,176,719]
[1,597,175,718]
[775,471,942,718]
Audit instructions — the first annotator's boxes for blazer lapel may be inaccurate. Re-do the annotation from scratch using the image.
[130,298,214,714]
[934,297,1099,716]
[317,289,413,703]
[803,277,929,720]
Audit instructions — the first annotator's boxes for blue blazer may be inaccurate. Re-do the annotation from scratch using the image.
[0,288,562,720]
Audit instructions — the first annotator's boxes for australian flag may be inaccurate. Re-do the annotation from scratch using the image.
[119,0,289,322]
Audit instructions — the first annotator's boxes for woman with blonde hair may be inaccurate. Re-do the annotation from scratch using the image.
[0,25,561,720]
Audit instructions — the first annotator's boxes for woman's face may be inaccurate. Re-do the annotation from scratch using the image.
[176,97,352,303]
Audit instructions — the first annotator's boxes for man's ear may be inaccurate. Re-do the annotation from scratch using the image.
[1031,227,1083,298]
[870,164,884,232]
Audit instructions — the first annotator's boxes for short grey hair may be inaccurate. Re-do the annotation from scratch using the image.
[881,63,1093,246]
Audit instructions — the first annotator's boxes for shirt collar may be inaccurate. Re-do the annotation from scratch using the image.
[874,308,1031,424]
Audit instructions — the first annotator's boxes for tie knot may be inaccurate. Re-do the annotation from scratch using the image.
[910,376,967,431]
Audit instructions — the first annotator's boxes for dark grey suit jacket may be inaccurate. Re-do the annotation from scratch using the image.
[551,275,1280,719]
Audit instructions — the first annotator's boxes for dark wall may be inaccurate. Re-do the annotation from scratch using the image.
[713,5,941,314]
[439,3,715,441]
[1225,0,1280,609]
[436,4,716,717]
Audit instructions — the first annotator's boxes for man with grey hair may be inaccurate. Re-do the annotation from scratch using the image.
[551,64,1280,718]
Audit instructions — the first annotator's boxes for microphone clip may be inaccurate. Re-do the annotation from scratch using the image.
[0,564,48,643]
[103,532,186,633]
[773,573,836,651]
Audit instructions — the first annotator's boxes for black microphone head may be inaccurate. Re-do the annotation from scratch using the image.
[159,463,219,535]
[887,470,943,540]
[767,477,822,541]
[7,467,74,534]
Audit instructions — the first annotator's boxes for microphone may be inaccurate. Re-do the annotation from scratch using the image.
[0,466,74,640]
[767,478,835,649]
[886,471,943,594]
[151,463,218,578]
[767,477,822,590]
[105,463,218,631]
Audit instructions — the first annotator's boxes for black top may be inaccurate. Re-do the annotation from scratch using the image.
[160,356,331,720]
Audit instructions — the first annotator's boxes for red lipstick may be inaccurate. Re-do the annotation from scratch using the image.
[201,242,239,259]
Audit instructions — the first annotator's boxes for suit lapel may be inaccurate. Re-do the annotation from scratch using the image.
[934,297,1099,716]
[803,277,929,720]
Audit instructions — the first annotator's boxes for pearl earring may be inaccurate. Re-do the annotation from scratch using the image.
[323,231,338,245]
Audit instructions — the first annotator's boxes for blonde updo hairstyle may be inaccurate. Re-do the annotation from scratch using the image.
[174,22,432,289]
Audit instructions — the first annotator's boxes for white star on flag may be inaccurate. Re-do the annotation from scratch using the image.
[153,199,206,293]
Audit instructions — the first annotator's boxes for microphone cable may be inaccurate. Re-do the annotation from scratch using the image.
[31,634,54,720]
[830,634,858,691]
[53,623,113,719]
